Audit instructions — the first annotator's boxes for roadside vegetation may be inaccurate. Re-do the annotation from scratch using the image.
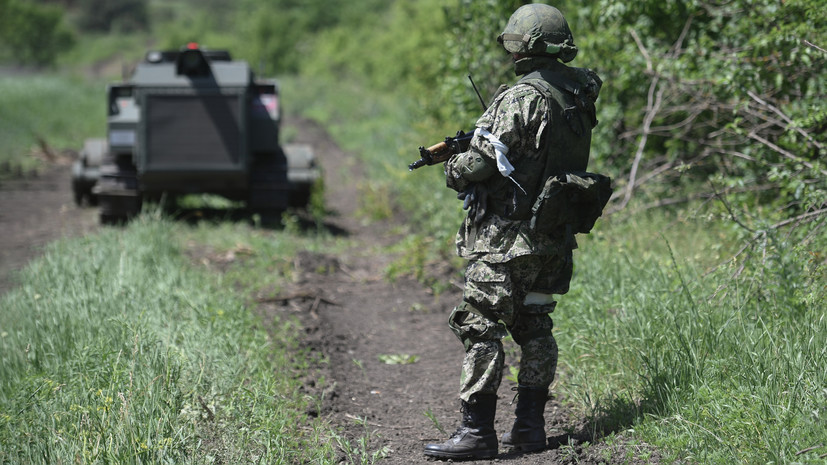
[0,215,344,463]
[0,75,104,175]
[1,0,825,463]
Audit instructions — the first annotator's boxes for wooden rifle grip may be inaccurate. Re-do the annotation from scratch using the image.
[425,141,448,155]
[425,142,452,163]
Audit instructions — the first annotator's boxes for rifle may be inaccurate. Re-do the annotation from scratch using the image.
[408,75,488,171]
[408,130,473,171]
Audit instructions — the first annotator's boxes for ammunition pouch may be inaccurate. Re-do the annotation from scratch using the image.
[529,171,612,235]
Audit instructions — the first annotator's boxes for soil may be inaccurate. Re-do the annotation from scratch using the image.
[0,117,659,464]
[0,161,99,294]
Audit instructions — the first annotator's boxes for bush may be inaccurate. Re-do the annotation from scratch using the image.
[75,0,149,33]
[0,0,75,66]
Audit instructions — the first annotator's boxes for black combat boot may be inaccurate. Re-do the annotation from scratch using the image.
[501,386,548,452]
[423,394,498,459]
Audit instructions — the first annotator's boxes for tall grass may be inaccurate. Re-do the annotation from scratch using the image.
[57,32,150,74]
[0,73,104,173]
[3,24,822,460]
[555,211,827,463]
[0,214,337,463]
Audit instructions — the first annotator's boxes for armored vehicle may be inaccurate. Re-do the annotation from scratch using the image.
[72,43,319,223]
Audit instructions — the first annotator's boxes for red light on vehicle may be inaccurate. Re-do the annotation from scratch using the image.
[187,42,199,50]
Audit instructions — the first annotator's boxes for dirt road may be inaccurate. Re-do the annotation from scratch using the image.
[0,163,98,294]
[0,118,654,464]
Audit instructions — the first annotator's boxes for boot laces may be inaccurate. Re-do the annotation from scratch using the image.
[448,425,471,439]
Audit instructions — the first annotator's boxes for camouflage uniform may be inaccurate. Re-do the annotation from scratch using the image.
[425,4,603,459]
[445,55,601,402]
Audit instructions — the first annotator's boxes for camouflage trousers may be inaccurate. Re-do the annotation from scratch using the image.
[449,252,572,402]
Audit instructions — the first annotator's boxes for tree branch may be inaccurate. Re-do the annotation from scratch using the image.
[710,181,756,234]
[747,132,827,176]
[746,90,824,151]
[620,29,664,211]
[803,39,827,54]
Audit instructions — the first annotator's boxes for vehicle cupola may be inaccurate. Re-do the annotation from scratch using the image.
[176,43,212,77]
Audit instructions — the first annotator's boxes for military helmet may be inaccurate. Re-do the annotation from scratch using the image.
[497,4,578,63]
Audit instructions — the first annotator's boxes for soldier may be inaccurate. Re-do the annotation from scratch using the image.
[424,4,603,460]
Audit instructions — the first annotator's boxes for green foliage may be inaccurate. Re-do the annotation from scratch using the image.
[282,17,826,457]
[0,74,104,173]
[75,0,149,33]
[330,415,390,464]
[287,0,452,114]
[550,211,827,463]
[0,0,75,66]
[233,0,390,75]
[438,0,528,124]
[0,217,337,463]
[275,71,465,289]
[57,33,151,74]
[2,1,825,462]
[584,0,825,213]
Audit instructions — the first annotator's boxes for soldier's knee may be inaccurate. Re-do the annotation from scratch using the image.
[449,302,507,351]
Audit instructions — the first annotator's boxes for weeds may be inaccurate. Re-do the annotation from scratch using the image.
[331,416,390,465]
[0,74,104,175]
[423,409,447,437]
[545,212,827,463]
[283,66,827,463]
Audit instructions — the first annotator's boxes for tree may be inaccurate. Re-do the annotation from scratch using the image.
[587,0,825,215]
[0,0,75,66]
[439,0,529,124]
[76,0,149,33]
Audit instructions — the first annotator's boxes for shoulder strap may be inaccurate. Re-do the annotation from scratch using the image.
[520,68,599,130]
[518,69,583,98]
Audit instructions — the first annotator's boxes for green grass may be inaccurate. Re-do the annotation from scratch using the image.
[0,213,342,463]
[1,45,823,463]
[0,73,104,175]
[279,74,467,282]
[178,209,350,298]
[548,210,827,463]
[57,32,151,74]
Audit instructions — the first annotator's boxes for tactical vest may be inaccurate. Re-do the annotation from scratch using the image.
[488,64,603,223]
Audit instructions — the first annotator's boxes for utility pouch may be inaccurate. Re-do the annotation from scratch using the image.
[529,171,613,235]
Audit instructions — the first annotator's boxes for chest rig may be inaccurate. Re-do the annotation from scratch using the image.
[488,65,602,221]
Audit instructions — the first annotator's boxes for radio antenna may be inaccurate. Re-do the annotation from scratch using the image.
[468,75,487,111]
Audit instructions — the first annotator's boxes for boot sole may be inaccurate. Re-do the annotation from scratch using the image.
[502,441,546,452]
[423,448,498,459]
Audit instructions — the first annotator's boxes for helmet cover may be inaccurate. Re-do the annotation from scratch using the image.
[497,4,578,62]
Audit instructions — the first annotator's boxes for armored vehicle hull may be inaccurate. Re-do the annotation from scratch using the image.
[72,44,318,223]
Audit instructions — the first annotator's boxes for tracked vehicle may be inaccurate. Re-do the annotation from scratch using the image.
[72,43,318,223]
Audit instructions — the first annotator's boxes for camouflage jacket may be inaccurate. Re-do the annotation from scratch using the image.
[445,57,601,263]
